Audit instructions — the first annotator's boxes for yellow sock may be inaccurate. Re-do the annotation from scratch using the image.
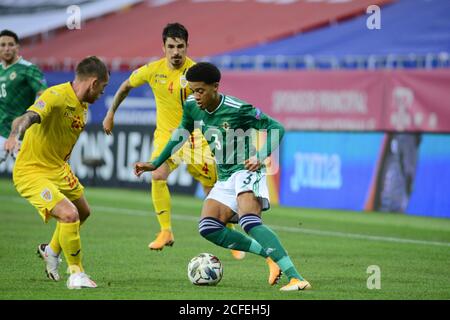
[59,221,83,274]
[49,222,61,254]
[151,180,172,230]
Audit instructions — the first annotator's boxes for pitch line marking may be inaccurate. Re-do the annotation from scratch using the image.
[2,196,449,248]
[91,205,450,248]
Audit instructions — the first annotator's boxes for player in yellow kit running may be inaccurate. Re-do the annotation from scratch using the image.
[103,23,245,259]
[6,56,109,289]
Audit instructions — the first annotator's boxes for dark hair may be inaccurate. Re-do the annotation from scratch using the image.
[76,56,109,81]
[0,29,19,44]
[162,23,188,44]
[186,62,221,84]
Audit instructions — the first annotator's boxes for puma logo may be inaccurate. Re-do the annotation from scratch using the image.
[71,249,81,257]
[227,243,237,249]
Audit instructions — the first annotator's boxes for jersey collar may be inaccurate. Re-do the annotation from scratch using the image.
[67,82,86,109]
[1,56,22,70]
[205,94,225,114]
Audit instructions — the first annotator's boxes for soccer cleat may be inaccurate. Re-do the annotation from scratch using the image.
[266,257,282,286]
[231,249,246,260]
[280,278,312,291]
[67,272,97,289]
[37,244,61,281]
[148,230,175,250]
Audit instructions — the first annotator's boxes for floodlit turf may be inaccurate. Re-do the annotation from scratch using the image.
[0,178,449,300]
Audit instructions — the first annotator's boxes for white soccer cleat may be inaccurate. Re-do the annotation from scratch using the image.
[37,244,61,281]
[67,272,97,289]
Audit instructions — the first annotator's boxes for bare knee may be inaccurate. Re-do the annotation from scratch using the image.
[237,191,262,215]
[201,199,235,223]
[151,163,170,181]
[151,173,167,181]
[58,208,79,223]
[52,200,79,223]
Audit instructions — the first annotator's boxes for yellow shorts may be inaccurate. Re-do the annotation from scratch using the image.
[151,129,217,188]
[13,163,84,223]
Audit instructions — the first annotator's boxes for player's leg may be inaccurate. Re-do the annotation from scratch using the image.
[189,164,246,260]
[50,198,83,274]
[41,164,88,270]
[36,223,61,281]
[236,172,311,291]
[53,164,95,288]
[187,135,246,260]
[72,196,90,225]
[50,198,97,289]
[13,173,64,281]
[199,179,271,261]
[226,225,246,260]
[149,161,175,250]
[199,198,268,258]
[38,165,95,288]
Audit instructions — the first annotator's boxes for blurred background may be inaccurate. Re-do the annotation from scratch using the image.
[1,0,450,218]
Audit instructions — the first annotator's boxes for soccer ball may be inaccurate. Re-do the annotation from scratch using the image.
[187,253,223,285]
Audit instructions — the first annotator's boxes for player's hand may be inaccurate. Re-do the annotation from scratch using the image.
[103,111,115,135]
[4,136,20,157]
[244,157,261,172]
[134,161,156,177]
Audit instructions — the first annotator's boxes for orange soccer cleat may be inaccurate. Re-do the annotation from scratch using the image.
[148,230,175,250]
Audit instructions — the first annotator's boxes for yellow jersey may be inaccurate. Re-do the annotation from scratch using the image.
[129,57,195,138]
[15,82,88,171]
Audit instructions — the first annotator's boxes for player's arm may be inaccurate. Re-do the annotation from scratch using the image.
[4,111,41,155]
[240,105,285,171]
[134,105,195,177]
[26,65,47,98]
[103,79,134,135]
[134,130,188,176]
[104,63,153,135]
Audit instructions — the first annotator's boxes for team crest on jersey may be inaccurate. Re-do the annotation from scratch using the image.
[180,75,188,88]
[9,71,17,80]
[222,122,231,130]
[40,188,53,202]
[35,99,46,110]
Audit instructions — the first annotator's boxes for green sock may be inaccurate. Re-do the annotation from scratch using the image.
[204,227,267,257]
[248,224,303,280]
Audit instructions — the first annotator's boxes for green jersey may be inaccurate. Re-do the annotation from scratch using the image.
[152,94,285,181]
[0,57,47,138]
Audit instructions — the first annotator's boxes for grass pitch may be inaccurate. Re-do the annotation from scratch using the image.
[0,178,449,300]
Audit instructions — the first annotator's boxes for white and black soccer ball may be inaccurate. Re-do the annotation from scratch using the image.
[187,253,223,285]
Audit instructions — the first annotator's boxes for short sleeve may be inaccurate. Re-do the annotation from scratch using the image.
[25,65,47,94]
[129,63,153,88]
[27,88,60,121]
[238,104,269,130]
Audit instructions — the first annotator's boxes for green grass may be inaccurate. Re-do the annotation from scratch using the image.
[0,178,449,300]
